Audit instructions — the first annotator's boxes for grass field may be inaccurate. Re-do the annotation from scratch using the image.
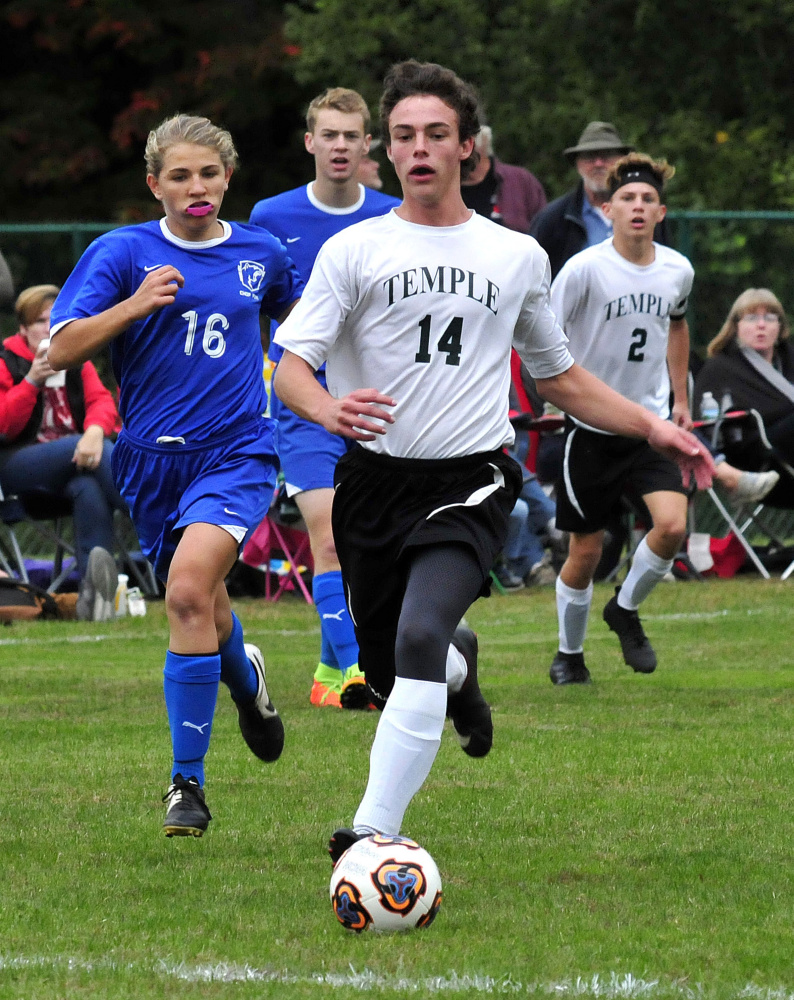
[2,578,794,999]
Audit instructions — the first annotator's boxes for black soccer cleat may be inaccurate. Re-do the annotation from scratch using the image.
[328,827,368,867]
[162,773,212,838]
[234,644,285,762]
[549,650,592,685]
[602,587,657,673]
[446,624,493,758]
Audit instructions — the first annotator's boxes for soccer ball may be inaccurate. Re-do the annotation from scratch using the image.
[330,834,443,932]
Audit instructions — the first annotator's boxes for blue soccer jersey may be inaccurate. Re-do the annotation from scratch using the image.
[51,218,303,444]
[249,182,398,363]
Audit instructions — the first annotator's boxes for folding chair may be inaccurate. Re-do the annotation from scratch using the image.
[693,408,794,579]
[0,483,159,595]
[241,492,314,604]
[0,486,76,588]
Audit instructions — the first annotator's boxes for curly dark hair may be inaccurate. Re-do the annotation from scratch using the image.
[379,60,481,178]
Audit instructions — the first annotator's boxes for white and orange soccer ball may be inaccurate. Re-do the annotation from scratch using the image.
[329,834,443,932]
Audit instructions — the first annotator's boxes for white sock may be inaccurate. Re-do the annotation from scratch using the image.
[556,576,593,654]
[446,644,467,694]
[353,676,447,836]
[618,536,672,610]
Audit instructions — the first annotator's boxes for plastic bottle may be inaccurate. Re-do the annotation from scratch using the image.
[700,391,719,421]
[115,574,129,617]
[127,586,147,617]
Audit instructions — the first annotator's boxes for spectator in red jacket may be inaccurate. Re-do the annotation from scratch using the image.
[0,284,124,618]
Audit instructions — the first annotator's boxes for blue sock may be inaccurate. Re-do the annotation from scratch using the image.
[163,651,221,786]
[219,612,257,703]
[313,571,358,673]
[320,629,338,669]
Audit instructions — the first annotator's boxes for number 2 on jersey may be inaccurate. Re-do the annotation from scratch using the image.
[415,314,463,366]
[182,310,229,359]
[627,327,647,362]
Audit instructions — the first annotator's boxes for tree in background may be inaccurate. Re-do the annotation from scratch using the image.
[3,0,794,346]
[4,0,793,219]
[285,0,794,210]
[285,0,794,347]
[0,0,314,222]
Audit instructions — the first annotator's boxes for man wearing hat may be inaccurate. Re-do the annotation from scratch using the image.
[530,121,668,278]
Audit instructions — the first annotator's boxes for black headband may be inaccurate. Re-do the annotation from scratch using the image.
[609,166,663,196]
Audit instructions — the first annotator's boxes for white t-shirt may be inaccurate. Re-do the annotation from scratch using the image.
[550,238,694,432]
[274,210,573,459]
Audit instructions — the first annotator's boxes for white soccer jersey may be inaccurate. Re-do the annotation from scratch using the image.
[274,211,573,459]
[550,239,694,432]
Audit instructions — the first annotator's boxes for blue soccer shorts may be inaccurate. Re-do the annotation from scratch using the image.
[112,418,277,582]
[270,368,352,496]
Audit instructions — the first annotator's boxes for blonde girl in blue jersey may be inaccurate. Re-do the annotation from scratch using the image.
[49,115,302,837]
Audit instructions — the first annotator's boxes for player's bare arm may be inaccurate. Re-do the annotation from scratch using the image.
[49,265,185,369]
[536,362,714,488]
[667,316,692,429]
[275,299,301,325]
[274,349,396,441]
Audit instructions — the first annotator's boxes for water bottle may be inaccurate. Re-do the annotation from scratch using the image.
[720,391,734,415]
[700,391,719,421]
[115,574,129,617]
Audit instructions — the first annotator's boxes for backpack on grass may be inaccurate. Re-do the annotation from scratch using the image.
[0,578,61,623]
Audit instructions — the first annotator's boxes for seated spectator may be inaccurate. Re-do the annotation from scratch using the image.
[694,288,794,507]
[0,284,124,618]
[494,370,565,591]
[495,475,561,591]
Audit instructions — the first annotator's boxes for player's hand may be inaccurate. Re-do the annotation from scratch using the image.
[26,342,58,386]
[130,266,185,318]
[647,419,714,490]
[72,425,105,470]
[671,400,693,431]
[322,388,396,440]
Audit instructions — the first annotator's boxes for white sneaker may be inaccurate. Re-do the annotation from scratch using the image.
[76,547,117,621]
[525,552,557,587]
[732,470,780,504]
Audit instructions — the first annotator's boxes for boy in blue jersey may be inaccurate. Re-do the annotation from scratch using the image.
[48,115,302,838]
[250,88,398,710]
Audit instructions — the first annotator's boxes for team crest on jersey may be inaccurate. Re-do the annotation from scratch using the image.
[238,260,267,294]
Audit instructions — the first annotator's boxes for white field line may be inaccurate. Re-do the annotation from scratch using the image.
[0,606,787,650]
[2,956,793,997]
[484,606,790,646]
[0,626,318,647]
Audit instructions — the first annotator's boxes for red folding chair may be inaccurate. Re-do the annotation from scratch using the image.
[241,508,313,604]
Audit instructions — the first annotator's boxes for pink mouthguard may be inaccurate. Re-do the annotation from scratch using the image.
[186,204,214,216]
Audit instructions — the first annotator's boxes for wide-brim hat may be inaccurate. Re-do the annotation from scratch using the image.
[564,121,633,160]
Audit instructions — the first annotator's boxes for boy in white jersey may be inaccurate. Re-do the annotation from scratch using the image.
[273,63,713,863]
[549,153,694,685]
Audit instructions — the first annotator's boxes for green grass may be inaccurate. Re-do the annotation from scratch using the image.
[2,579,794,999]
